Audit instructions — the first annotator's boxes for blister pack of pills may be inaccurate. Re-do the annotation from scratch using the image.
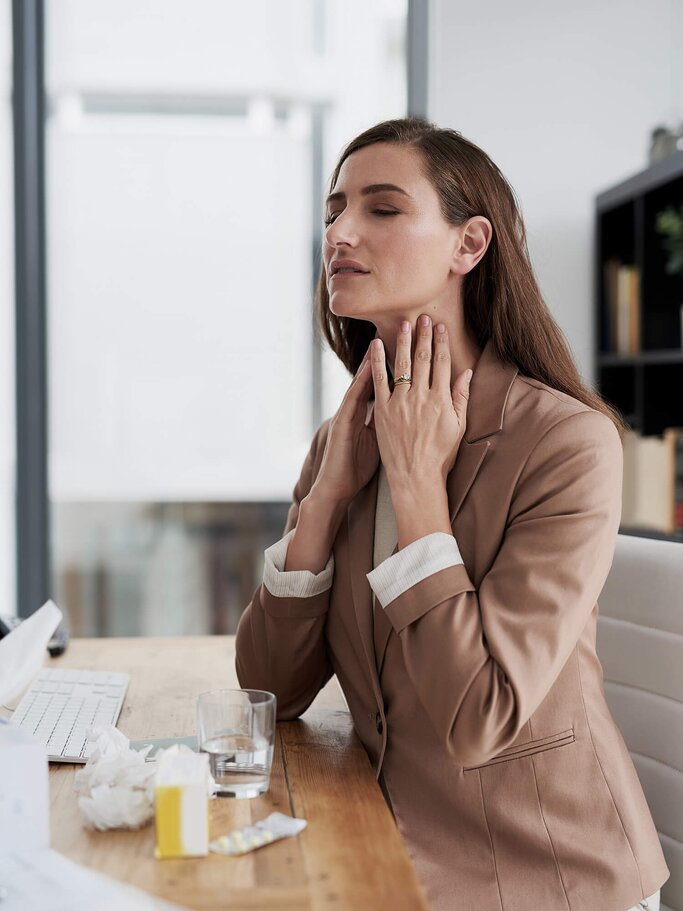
[209,812,307,856]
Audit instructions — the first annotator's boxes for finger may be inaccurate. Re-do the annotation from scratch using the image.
[339,346,373,414]
[356,342,373,373]
[364,398,376,429]
[432,323,451,396]
[349,346,374,391]
[354,349,370,381]
[412,314,432,388]
[451,368,472,423]
[393,320,413,391]
[371,338,391,405]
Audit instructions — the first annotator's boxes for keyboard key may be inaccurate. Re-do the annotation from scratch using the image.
[11,667,129,763]
[48,735,68,755]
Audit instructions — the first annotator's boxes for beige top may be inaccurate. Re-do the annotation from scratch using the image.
[373,463,398,570]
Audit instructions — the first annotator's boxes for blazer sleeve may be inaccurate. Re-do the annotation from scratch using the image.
[381,408,623,768]
[235,418,334,721]
[262,528,334,599]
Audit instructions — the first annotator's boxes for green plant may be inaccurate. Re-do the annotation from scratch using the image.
[655,204,683,277]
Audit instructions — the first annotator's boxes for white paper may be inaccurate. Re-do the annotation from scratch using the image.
[0,722,50,853]
[0,848,189,911]
[0,600,63,706]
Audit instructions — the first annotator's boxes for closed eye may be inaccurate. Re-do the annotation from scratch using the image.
[324,209,400,226]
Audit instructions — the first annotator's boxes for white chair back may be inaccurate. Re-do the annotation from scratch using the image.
[597,533,683,911]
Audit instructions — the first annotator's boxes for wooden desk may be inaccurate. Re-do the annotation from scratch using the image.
[40,637,429,910]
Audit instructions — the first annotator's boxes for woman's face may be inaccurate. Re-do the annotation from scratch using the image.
[323,143,461,322]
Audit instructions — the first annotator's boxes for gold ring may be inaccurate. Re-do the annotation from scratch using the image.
[394,373,412,386]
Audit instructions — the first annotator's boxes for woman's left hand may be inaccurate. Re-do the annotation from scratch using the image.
[370,315,472,493]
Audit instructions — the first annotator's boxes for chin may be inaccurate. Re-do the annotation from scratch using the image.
[328,295,371,320]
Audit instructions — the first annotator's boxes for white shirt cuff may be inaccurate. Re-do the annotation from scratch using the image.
[366,532,463,609]
[263,528,335,599]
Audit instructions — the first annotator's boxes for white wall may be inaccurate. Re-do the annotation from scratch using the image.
[430,0,682,381]
[0,0,15,614]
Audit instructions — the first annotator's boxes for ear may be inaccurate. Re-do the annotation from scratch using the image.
[451,216,493,275]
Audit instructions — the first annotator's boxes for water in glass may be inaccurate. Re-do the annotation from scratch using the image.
[201,732,273,798]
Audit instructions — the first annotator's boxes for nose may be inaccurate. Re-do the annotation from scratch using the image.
[324,209,359,250]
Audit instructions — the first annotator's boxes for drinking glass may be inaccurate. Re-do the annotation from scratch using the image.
[196,689,276,798]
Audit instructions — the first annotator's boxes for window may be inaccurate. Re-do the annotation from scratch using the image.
[45,0,407,635]
[0,0,15,618]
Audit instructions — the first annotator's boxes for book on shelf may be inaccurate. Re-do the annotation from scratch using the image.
[674,429,683,532]
[621,426,683,534]
[602,259,640,354]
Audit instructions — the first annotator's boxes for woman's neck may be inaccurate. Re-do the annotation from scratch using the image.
[375,314,482,389]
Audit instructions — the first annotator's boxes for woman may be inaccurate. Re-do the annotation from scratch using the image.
[235,118,669,911]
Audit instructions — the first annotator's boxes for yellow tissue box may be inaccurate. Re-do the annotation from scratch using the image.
[154,747,210,859]
[154,784,208,858]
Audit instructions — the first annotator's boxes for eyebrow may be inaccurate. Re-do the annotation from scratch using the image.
[325,183,412,205]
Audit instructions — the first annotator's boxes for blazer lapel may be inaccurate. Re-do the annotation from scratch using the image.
[373,589,393,677]
[352,338,518,687]
[446,438,491,523]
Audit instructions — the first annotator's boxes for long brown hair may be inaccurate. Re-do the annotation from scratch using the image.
[315,117,626,439]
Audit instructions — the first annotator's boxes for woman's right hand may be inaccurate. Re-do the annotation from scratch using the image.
[309,344,380,506]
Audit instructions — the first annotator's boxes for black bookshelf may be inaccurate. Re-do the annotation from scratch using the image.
[594,151,683,542]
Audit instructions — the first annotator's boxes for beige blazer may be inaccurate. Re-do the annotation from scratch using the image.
[236,338,669,910]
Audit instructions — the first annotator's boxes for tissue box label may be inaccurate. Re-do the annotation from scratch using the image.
[155,784,208,858]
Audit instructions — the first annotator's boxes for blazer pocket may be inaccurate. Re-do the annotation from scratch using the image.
[462,727,575,772]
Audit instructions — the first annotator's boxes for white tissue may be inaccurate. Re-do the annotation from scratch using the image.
[74,726,157,830]
[74,726,215,831]
[155,744,210,787]
[155,743,216,800]
[0,600,62,707]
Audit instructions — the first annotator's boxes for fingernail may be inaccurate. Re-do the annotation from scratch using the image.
[373,338,383,350]
[419,314,430,327]
[465,369,473,383]
[436,323,446,333]
[401,320,410,333]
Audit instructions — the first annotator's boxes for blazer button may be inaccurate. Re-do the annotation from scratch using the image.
[375,713,384,735]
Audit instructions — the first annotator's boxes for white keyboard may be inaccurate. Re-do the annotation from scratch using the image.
[11,667,130,763]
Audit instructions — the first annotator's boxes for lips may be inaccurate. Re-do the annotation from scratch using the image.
[330,259,370,276]
[330,270,369,280]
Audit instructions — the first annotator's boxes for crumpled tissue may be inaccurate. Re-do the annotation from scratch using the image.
[73,725,215,831]
[74,726,157,830]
